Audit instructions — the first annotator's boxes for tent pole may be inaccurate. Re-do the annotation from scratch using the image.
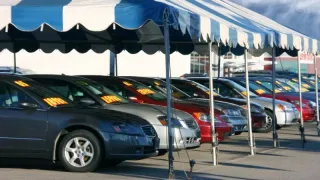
[244,49,255,155]
[13,52,17,73]
[163,10,175,179]
[209,42,217,166]
[298,51,306,147]
[217,47,221,78]
[272,48,279,147]
[109,52,117,76]
[314,54,320,136]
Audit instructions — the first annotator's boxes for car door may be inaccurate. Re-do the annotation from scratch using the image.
[0,82,48,156]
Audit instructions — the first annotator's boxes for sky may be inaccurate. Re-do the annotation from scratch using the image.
[230,0,320,40]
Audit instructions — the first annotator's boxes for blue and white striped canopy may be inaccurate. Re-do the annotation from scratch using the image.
[0,0,318,55]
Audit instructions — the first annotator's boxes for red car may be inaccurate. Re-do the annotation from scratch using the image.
[81,75,232,143]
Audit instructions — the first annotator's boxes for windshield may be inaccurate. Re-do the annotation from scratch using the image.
[226,80,258,97]
[239,80,271,94]
[275,80,296,92]
[121,79,168,101]
[73,80,129,104]
[154,81,191,99]
[278,78,310,92]
[13,80,72,107]
[171,79,221,97]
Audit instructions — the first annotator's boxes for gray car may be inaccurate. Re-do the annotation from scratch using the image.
[25,75,201,156]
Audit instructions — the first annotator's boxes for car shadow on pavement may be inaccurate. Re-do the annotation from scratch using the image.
[0,158,63,171]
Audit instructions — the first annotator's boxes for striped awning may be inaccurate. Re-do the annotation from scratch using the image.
[0,0,318,55]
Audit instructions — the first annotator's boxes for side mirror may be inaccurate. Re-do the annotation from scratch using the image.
[128,97,144,104]
[79,97,96,105]
[19,102,39,109]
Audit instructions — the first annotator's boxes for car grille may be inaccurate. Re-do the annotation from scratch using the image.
[184,119,198,129]
[141,125,156,137]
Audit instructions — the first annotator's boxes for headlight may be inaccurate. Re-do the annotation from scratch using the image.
[222,109,242,117]
[112,122,144,135]
[219,115,232,124]
[241,105,263,113]
[276,104,292,111]
[308,101,316,109]
[157,115,182,128]
[289,100,306,108]
[193,112,220,122]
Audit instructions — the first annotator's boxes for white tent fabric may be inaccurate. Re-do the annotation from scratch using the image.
[0,0,318,55]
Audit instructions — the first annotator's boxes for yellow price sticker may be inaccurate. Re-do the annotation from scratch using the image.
[14,80,30,87]
[310,81,315,84]
[137,88,155,95]
[123,81,133,86]
[292,78,298,82]
[255,81,262,84]
[154,81,160,86]
[275,89,280,93]
[241,91,247,96]
[101,95,121,104]
[283,86,291,90]
[302,84,310,88]
[43,97,68,107]
[276,81,281,85]
[302,88,309,92]
[255,89,265,94]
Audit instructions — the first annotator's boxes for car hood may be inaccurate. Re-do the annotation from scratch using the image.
[103,102,195,124]
[251,96,293,107]
[185,98,244,111]
[63,107,151,127]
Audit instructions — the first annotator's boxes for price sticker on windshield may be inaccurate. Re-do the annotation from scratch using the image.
[302,84,310,88]
[283,86,291,90]
[101,95,121,104]
[14,80,30,87]
[137,88,155,95]
[123,81,133,86]
[292,78,298,82]
[43,97,68,107]
[310,80,315,84]
[255,89,265,94]
[154,81,161,86]
[276,81,281,85]
[241,91,247,96]
[255,81,262,84]
[274,89,281,93]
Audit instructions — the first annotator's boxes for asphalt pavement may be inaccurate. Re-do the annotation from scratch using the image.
[1,122,320,180]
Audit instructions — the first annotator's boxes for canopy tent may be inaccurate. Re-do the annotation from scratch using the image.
[0,0,318,56]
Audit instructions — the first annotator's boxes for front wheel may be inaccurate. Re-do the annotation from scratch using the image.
[256,110,274,133]
[58,130,102,172]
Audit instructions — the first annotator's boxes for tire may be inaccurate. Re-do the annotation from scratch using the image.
[58,130,102,172]
[256,110,274,133]
[235,132,242,135]
[157,150,168,156]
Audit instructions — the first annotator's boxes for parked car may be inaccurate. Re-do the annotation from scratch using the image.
[166,78,267,132]
[227,77,316,122]
[80,75,233,143]
[0,74,159,172]
[187,77,300,132]
[124,76,249,135]
[25,74,201,156]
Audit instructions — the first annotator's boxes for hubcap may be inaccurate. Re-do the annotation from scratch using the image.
[264,114,273,130]
[64,137,94,168]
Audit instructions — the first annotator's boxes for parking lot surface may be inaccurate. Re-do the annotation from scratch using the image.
[1,122,319,180]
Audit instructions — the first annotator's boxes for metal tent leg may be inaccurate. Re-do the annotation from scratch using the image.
[272,48,280,147]
[298,52,306,147]
[163,10,175,179]
[109,52,117,76]
[314,54,320,136]
[209,42,218,166]
[244,49,255,155]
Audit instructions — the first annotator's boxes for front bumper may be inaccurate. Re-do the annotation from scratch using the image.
[252,113,266,129]
[276,109,300,125]
[227,116,248,132]
[103,132,159,160]
[153,125,200,150]
[200,124,232,143]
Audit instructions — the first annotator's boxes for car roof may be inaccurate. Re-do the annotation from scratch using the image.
[0,74,34,82]
[24,74,93,83]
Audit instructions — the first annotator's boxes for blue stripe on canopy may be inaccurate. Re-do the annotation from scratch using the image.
[11,0,72,31]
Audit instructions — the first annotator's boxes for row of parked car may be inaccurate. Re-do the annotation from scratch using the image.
[0,71,316,172]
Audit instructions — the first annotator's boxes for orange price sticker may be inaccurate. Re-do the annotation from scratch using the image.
[122,81,133,86]
[302,84,310,88]
[275,89,280,93]
[241,91,247,96]
[101,95,121,104]
[137,88,155,95]
[14,80,30,87]
[43,97,68,107]
[283,86,291,90]
[255,89,265,94]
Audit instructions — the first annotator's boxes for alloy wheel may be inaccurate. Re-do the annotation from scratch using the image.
[64,137,94,168]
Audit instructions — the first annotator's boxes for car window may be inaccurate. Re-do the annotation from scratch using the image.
[103,83,136,99]
[240,80,271,94]
[0,82,38,108]
[223,80,257,97]
[213,82,239,98]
